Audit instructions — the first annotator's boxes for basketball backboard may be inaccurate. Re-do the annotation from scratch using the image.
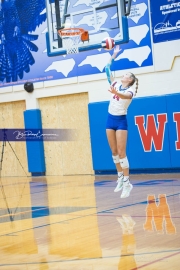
[46,0,132,56]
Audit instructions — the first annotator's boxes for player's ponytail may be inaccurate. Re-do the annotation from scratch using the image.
[135,77,138,95]
[129,73,138,96]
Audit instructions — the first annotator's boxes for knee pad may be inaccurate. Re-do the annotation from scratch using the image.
[120,156,129,169]
[112,155,120,164]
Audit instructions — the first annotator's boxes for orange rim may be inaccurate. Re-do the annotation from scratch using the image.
[58,28,85,37]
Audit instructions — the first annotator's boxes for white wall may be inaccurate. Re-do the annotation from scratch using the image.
[0,39,180,106]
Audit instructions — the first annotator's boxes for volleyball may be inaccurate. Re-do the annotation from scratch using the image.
[101,37,115,50]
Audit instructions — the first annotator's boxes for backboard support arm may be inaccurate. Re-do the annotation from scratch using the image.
[124,0,132,16]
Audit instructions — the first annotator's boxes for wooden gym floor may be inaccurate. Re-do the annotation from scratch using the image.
[0,173,180,269]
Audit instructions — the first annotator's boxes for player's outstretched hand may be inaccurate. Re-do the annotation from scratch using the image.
[108,86,117,94]
[113,45,121,55]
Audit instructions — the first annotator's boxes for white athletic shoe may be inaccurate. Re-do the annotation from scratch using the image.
[121,183,133,198]
[114,174,124,192]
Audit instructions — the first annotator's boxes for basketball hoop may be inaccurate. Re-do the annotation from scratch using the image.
[57,28,89,54]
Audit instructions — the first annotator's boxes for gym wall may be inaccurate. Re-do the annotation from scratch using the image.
[38,93,93,175]
[0,0,180,175]
[0,101,30,177]
[88,93,180,173]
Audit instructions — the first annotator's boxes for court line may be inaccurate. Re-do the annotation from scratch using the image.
[0,186,52,199]
[0,249,180,266]
[99,192,180,214]
[0,191,180,236]
[0,206,48,218]
[1,206,179,220]
[97,214,180,218]
[0,179,179,200]
[0,184,179,236]
[0,206,94,218]
[131,251,180,270]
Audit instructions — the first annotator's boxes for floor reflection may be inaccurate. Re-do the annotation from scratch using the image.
[117,215,137,270]
[0,174,179,269]
[46,176,102,259]
[144,194,176,234]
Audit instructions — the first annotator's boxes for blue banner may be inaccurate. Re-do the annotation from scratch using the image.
[150,0,180,43]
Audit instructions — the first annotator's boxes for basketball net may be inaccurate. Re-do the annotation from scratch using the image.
[58,28,84,54]
[62,35,81,54]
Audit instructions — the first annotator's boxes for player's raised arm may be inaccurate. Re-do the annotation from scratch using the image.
[105,45,121,84]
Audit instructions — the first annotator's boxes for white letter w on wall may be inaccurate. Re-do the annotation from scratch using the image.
[135,114,167,152]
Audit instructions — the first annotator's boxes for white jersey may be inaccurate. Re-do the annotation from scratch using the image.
[108,81,135,116]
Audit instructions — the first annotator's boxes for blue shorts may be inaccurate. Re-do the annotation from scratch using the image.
[106,113,128,131]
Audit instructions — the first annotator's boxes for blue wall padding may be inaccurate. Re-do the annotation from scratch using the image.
[166,94,180,168]
[127,96,171,169]
[88,94,180,172]
[88,101,130,171]
[24,109,46,173]
[88,102,113,171]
